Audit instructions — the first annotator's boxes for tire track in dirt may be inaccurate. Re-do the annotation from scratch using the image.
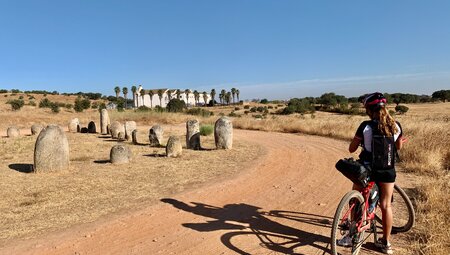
[0,129,407,255]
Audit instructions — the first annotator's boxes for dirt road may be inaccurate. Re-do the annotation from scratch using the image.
[0,130,406,254]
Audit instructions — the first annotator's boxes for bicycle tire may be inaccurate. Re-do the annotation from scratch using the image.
[331,190,366,255]
[375,184,415,232]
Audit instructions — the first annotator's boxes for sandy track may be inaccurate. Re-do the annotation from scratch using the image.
[1,130,389,254]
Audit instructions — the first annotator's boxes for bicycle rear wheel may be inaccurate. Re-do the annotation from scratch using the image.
[375,184,415,233]
[331,190,366,255]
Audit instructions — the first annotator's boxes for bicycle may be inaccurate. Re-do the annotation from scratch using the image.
[330,180,415,255]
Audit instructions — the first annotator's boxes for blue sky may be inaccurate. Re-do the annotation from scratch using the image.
[1,0,449,100]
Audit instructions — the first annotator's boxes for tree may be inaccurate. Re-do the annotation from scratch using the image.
[231,88,236,104]
[176,89,181,100]
[167,99,186,112]
[157,89,164,107]
[7,99,24,111]
[220,89,226,105]
[122,87,128,109]
[193,90,199,106]
[236,89,240,102]
[114,86,120,99]
[131,85,137,108]
[167,90,173,101]
[140,89,146,107]
[210,89,216,106]
[395,105,409,114]
[226,92,232,105]
[432,90,450,102]
[148,90,155,108]
[184,89,190,106]
[202,91,208,106]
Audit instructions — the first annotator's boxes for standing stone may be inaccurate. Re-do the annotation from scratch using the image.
[110,144,132,164]
[166,136,182,157]
[87,121,96,133]
[149,125,164,146]
[186,119,200,150]
[7,126,20,138]
[132,130,138,145]
[110,121,125,139]
[125,121,137,140]
[34,125,70,172]
[214,117,233,149]
[107,124,111,135]
[117,132,124,141]
[100,109,110,134]
[31,124,44,136]
[68,118,80,133]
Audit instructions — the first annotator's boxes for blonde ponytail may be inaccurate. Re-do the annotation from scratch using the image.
[377,107,398,136]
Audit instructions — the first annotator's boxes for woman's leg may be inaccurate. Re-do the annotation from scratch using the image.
[379,182,395,242]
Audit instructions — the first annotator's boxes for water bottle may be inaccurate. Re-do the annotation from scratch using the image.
[369,184,379,213]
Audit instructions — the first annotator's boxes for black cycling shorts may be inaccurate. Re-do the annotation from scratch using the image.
[372,169,396,183]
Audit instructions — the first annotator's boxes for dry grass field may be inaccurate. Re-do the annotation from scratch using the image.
[1,93,449,254]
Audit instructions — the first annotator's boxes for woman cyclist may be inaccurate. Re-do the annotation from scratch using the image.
[339,92,405,254]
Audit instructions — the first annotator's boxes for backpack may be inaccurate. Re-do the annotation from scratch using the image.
[370,122,396,170]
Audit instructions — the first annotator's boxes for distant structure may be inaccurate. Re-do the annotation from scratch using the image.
[134,85,211,108]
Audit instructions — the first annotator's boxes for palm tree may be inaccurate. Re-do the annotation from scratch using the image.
[131,85,137,108]
[193,90,199,106]
[202,91,208,106]
[236,89,240,103]
[184,89,190,106]
[167,90,173,101]
[122,87,128,109]
[176,89,181,100]
[220,89,226,105]
[231,88,236,104]
[210,89,216,106]
[114,86,121,99]
[157,89,164,107]
[140,89,146,107]
[226,92,232,105]
[148,90,154,108]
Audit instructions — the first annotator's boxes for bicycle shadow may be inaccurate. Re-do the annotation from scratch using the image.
[161,198,332,255]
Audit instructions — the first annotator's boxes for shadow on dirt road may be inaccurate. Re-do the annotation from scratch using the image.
[161,198,333,255]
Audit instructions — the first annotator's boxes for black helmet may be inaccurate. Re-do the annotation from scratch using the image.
[363,92,386,111]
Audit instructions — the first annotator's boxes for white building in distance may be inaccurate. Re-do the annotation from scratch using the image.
[134,85,211,108]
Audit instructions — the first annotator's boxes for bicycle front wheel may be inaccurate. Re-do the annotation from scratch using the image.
[375,184,415,233]
[331,190,366,255]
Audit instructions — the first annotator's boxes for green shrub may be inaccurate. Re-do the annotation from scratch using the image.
[18,95,23,99]
[234,107,240,111]
[260,99,269,104]
[167,99,186,113]
[186,108,213,117]
[244,105,250,109]
[65,104,73,110]
[395,105,409,114]
[74,97,91,112]
[244,110,250,114]
[50,103,60,113]
[154,105,165,113]
[228,111,240,117]
[28,100,36,106]
[268,106,273,109]
[253,114,263,119]
[250,107,257,112]
[39,98,52,108]
[7,99,25,110]
[136,106,151,112]
[200,125,214,136]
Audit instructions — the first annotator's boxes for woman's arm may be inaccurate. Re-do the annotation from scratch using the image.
[396,136,406,150]
[349,137,361,153]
